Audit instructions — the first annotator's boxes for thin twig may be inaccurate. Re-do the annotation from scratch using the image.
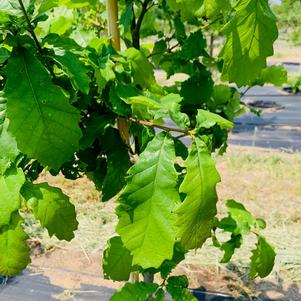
[175,133,189,139]
[201,15,224,31]
[240,87,251,98]
[17,0,43,55]
[148,42,180,58]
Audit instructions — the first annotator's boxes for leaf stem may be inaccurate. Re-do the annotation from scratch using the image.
[17,0,43,55]
[129,117,190,134]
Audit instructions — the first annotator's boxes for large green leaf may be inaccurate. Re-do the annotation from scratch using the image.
[117,132,180,269]
[175,138,221,250]
[220,0,278,86]
[103,236,133,281]
[21,182,78,241]
[110,282,158,301]
[4,48,82,169]
[0,213,31,276]
[250,236,276,278]
[51,50,91,94]
[0,167,25,226]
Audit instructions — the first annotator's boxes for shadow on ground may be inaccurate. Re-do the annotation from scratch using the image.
[1,270,300,301]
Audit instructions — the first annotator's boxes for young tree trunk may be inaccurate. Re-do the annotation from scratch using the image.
[106,0,130,147]
[106,0,121,51]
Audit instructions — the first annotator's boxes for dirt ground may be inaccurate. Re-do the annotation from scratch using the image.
[23,145,301,301]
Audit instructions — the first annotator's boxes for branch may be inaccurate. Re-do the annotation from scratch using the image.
[200,15,224,31]
[129,117,190,134]
[148,42,180,58]
[17,0,43,55]
[240,87,251,98]
[131,0,153,49]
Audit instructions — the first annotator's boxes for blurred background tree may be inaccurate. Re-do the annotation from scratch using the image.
[273,0,301,44]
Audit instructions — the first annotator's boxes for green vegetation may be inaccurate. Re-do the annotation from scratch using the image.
[0,0,288,299]
[273,0,301,45]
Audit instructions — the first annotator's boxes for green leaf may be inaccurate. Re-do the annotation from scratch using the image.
[161,94,190,129]
[4,48,82,169]
[43,33,83,53]
[51,50,91,94]
[175,138,221,250]
[159,242,186,279]
[250,236,276,278]
[80,113,115,149]
[256,65,288,86]
[101,128,131,202]
[181,30,206,60]
[117,132,180,269]
[21,182,78,241]
[95,59,116,93]
[165,0,204,21]
[0,48,10,64]
[211,85,232,106]
[224,199,256,234]
[124,48,156,89]
[166,275,197,301]
[0,120,19,175]
[0,167,25,226]
[220,234,243,263]
[198,0,231,19]
[196,109,233,130]
[86,157,107,190]
[0,91,5,134]
[50,14,74,35]
[103,236,133,281]
[125,93,190,129]
[180,63,213,106]
[125,95,162,109]
[120,2,134,42]
[151,40,167,67]
[220,0,278,86]
[110,282,158,301]
[0,213,31,276]
[150,288,165,301]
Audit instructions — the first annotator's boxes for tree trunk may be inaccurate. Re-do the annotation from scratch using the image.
[106,0,130,147]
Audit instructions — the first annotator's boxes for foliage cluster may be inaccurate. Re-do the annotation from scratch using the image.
[0,0,286,299]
